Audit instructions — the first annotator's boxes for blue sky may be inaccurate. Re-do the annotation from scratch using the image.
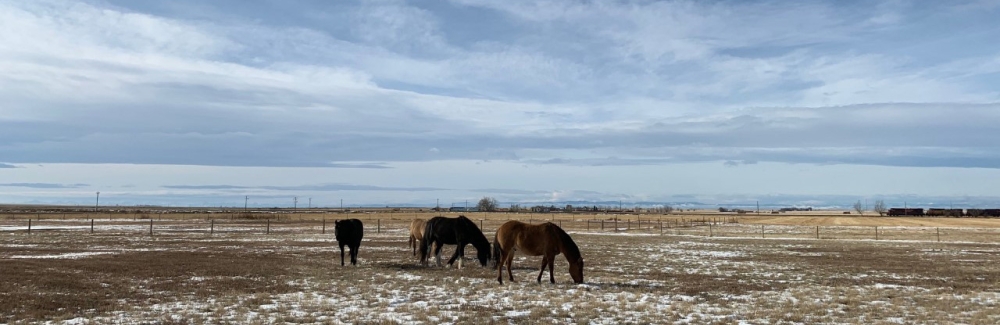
[1,0,999,208]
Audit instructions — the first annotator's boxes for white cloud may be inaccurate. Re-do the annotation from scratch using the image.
[2,0,1000,204]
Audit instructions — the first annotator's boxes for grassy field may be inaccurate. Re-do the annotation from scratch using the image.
[4,212,1000,324]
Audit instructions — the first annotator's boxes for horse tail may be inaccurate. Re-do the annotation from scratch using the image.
[419,219,433,262]
[491,232,502,270]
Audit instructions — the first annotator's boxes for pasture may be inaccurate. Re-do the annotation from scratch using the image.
[3,212,1000,324]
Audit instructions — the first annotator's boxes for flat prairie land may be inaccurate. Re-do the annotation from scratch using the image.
[3,216,1000,324]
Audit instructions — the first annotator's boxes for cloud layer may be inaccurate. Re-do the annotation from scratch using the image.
[2,0,999,170]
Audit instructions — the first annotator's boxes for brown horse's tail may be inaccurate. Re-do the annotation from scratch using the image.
[491,231,502,270]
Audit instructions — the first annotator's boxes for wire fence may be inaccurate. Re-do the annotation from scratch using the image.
[3,215,1000,244]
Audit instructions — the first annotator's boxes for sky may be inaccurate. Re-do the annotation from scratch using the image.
[1,0,999,208]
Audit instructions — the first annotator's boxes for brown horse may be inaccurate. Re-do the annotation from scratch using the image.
[408,218,427,256]
[493,221,584,284]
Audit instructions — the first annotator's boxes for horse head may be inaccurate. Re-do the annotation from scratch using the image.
[476,245,490,267]
[569,257,584,284]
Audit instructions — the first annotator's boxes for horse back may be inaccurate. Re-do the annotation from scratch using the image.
[336,219,364,246]
[496,221,558,257]
[410,218,426,239]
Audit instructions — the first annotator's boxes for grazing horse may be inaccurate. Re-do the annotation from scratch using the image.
[408,218,427,256]
[335,219,364,266]
[420,215,491,268]
[493,221,584,284]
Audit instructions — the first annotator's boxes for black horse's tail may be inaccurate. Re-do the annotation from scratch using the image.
[419,218,436,264]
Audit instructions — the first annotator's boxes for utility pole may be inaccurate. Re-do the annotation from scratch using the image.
[756,201,760,215]
[244,196,248,211]
[308,198,312,209]
[95,192,100,212]
[340,199,343,211]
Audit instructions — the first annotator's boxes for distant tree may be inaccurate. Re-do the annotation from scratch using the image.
[565,204,573,212]
[477,196,498,212]
[853,200,864,216]
[509,204,521,212]
[873,200,887,217]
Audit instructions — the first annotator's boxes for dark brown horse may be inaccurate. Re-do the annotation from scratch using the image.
[420,215,491,268]
[335,219,364,266]
[493,221,584,284]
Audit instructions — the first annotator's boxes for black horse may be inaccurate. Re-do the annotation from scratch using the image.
[335,219,364,266]
[420,215,491,268]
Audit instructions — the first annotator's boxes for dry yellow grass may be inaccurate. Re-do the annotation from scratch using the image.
[4,221,1000,324]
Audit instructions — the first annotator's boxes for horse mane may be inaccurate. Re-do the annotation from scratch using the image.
[457,215,491,251]
[550,223,581,262]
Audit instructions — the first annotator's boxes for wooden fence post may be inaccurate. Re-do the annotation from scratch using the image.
[614,218,618,232]
[211,219,214,235]
[91,219,94,233]
[267,219,270,234]
[816,226,819,239]
[709,223,713,237]
[377,219,381,233]
[937,227,940,242]
[149,219,153,236]
[761,225,764,238]
[601,219,604,230]
[322,218,326,234]
[27,219,31,235]
[875,226,878,240]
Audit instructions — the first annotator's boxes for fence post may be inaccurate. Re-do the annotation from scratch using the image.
[614,218,618,232]
[91,219,94,233]
[587,220,590,231]
[875,226,878,240]
[480,219,484,230]
[816,226,819,239]
[267,219,270,234]
[322,218,325,234]
[149,219,153,236]
[937,227,940,242]
[377,219,381,233]
[28,219,31,235]
[211,219,214,235]
[627,219,630,230]
[659,219,663,235]
[601,219,604,230]
[709,223,713,237]
[761,225,764,238]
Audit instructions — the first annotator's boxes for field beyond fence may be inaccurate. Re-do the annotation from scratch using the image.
[5,211,1000,243]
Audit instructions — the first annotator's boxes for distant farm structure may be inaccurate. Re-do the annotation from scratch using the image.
[887,208,1000,217]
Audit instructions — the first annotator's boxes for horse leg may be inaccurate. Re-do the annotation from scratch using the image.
[434,242,444,267]
[548,256,556,283]
[537,257,549,283]
[448,243,463,269]
[351,245,359,265]
[506,251,516,282]
[409,235,415,256]
[339,244,346,266]
[496,250,506,284]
